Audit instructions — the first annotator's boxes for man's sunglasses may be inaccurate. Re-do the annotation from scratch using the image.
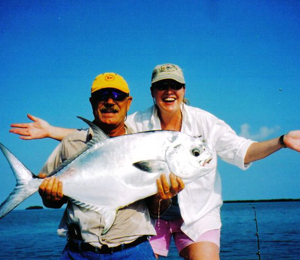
[92,89,129,101]
[152,82,185,91]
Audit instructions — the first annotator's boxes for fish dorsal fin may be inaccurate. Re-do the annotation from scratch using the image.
[133,160,168,173]
[48,117,109,178]
[77,116,109,147]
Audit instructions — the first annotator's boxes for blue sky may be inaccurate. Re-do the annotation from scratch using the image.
[0,0,299,209]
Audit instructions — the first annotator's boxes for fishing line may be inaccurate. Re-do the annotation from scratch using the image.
[250,204,262,260]
[157,199,162,229]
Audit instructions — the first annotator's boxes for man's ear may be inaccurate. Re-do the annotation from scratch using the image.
[89,97,97,110]
[126,96,133,111]
[89,97,94,108]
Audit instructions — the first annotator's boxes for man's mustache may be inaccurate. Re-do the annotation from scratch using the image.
[100,107,118,113]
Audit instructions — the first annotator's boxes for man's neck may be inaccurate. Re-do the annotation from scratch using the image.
[96,122,126,137]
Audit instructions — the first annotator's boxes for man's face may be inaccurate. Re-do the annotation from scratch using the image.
[90,89,132,129]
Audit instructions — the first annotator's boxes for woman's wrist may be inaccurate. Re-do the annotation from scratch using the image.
[279,134,287,148]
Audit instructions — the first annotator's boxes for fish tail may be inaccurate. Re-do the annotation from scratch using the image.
[0,143,41,219]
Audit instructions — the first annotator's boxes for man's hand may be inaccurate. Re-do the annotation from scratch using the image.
[39,175,67,208]
[10,114,50,140]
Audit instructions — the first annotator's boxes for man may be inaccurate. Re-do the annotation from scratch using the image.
[38,72,159,260]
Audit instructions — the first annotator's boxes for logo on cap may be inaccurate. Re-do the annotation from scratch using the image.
[105,74,115,81]
[159,64,177,72]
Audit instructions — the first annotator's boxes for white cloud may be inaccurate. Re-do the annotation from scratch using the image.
[239,124,280,141]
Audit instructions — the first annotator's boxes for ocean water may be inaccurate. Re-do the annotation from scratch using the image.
[0,201,299,259]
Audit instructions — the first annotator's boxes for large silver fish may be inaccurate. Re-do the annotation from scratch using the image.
[0,117,212,233]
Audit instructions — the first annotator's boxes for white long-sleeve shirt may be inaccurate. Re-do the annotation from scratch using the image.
[126,104,254,241]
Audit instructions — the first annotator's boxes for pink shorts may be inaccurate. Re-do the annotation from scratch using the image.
[149,218,220,257]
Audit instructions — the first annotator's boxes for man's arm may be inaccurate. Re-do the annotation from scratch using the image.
[10,114,75,141]
[245,130,300,164]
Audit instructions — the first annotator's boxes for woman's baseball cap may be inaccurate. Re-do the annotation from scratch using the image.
[151,63,185,84]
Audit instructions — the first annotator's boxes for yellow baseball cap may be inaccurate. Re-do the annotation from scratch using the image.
[91,72,130,94]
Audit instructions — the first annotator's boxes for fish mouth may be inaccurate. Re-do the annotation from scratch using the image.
[199,157,212,166]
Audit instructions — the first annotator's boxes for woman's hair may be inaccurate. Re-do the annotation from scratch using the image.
[183,97,190,105]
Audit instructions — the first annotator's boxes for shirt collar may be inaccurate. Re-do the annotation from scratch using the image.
[150,103,188,131]
[87,124,131,140]
[150,105,162,130]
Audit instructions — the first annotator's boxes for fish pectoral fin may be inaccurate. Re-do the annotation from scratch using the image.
[133,160,168,173]
[69,198,117,234]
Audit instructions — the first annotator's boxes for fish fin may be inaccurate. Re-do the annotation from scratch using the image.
[133,160,168,173]
[101,210,117,234]
[69,198,116,234]
[48,117,109,178]
[77,116,109,146]
[0,143,41,219]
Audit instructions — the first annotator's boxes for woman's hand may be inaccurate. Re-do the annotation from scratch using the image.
[156,173,185,200]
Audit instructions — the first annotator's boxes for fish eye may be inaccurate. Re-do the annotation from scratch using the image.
[191,148,201,157]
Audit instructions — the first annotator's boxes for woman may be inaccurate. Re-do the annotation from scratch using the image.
[10,64,300,260]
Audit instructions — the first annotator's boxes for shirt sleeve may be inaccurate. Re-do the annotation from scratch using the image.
[39,129,89,175]
[209,118,254,170]
[39,142,63,175]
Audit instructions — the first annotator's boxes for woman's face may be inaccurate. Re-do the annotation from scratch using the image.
[151,79,185,114]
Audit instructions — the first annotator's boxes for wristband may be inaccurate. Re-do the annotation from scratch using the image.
[279,135,287,148]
